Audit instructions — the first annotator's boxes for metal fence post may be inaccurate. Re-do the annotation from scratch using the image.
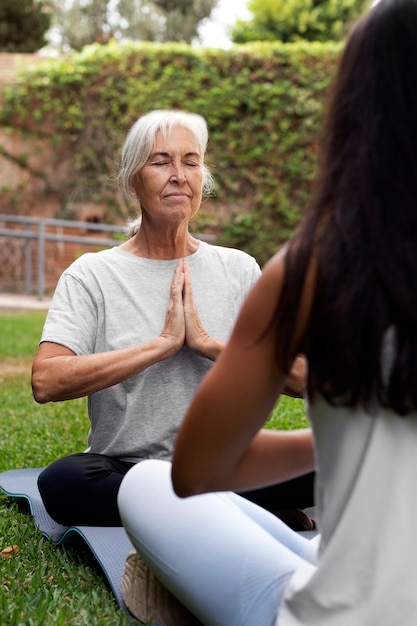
[24,224,32,295]
[37,220,45,301]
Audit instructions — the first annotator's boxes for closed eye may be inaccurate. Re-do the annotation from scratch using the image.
[150,160,199,168]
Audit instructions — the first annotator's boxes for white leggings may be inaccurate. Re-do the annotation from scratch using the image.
[118,459,318,626]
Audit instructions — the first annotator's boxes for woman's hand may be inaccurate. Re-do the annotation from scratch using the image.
[160,259,186,353]
[182,259,225,360]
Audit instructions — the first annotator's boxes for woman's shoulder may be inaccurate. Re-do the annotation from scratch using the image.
[200,241,259,267]
[67,246,121,268]
[61,246,122,282]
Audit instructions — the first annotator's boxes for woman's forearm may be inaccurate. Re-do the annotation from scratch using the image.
[31,336,180,403]
[173,427,314,497]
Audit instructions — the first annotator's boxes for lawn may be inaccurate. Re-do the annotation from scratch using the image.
[0,309,307,625]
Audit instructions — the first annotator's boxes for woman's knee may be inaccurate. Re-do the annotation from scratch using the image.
[38,455,83,496]
[38,453,127,525]
[118,460,172,530]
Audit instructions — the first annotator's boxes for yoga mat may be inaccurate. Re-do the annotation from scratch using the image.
[0,467,318,624]
[0,467,134,610]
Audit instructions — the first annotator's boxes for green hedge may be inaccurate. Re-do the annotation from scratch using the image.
[0,40,341,264]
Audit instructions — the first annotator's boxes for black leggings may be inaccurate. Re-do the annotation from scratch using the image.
[38,453,315,527]
[38,453,135,526]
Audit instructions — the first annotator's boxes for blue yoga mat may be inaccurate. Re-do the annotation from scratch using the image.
[0,467,317,625]
[0,467,134,612]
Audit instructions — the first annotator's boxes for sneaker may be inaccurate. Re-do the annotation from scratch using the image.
[122,550,202,625]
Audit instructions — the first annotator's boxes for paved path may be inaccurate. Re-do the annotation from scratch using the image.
[0,293,51,310]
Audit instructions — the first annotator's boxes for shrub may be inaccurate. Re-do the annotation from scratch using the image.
[0,40,340,264]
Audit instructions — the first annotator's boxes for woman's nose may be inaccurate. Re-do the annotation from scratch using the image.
[170,163,186,183]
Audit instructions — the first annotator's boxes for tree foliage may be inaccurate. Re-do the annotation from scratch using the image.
[51,0,114,51]
[51,0,219,50]
[232,0,371,44]
[148,0,218,42]
[0,0,52,52]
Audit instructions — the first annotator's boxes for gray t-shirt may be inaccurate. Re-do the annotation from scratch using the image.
[41,241,261,461]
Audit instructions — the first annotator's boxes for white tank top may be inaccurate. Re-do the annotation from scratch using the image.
[278,345,417,624]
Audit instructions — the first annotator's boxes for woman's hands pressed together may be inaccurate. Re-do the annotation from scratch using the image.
[160,259,186,354]
[32,258,223,405]
[161,259,224,361]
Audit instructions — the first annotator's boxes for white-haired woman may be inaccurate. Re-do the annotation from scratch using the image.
[32,110,311,526]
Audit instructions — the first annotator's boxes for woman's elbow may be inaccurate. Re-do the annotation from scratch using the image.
[32,384,50,404]
[31,369,53,404]
[171,463,205,498]
[171,471,195,498]
[171,459,224,499]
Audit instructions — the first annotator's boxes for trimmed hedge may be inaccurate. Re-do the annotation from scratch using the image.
[0,40,341,264]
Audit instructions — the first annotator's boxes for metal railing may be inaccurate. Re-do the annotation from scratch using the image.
[0,214,126,300]
[0,214,216,301]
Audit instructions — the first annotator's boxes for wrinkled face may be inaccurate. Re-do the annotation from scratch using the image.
[133,126,204,225]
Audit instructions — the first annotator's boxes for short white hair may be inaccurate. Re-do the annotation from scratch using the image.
[117,109,215,205]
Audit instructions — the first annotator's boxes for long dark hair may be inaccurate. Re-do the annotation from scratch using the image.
[273,0,417,415]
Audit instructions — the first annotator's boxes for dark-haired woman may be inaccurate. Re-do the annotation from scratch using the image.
[118,1,417,624]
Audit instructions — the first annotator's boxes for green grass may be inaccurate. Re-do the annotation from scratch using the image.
[0,311,49,358]
[0,310,137,625]
[0,310,307,625]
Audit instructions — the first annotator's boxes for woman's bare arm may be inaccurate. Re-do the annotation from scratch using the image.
[31,336,180,403]
[172,250,315,497]
[32,260,186,403]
